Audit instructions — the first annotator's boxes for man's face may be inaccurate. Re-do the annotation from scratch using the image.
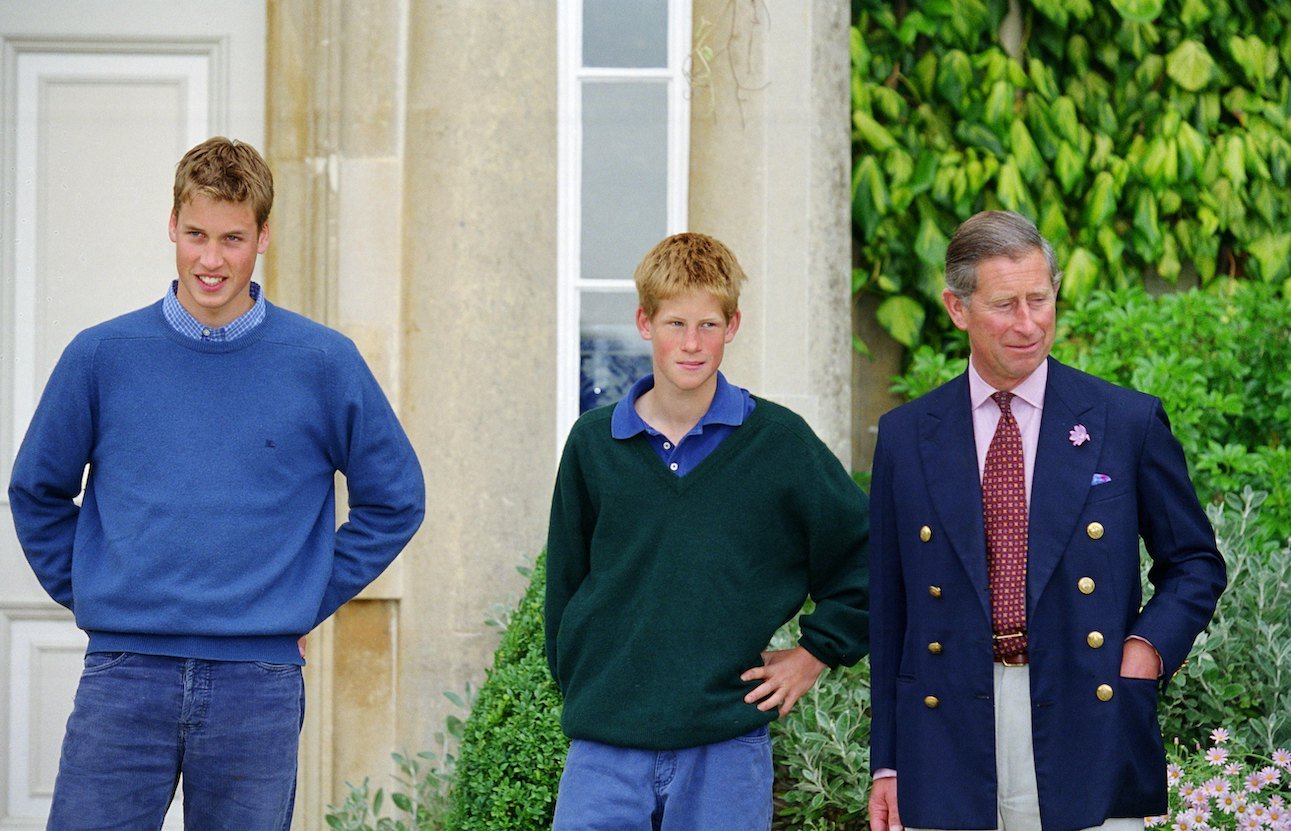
[636,290,740,398]
[169,195,269,329]
[942,249,1056,392]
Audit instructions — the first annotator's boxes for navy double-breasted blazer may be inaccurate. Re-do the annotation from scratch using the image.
[868,357,1226,831]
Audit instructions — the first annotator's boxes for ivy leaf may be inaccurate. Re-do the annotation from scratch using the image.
[1084,171,1118,228]
[1110,0,1164,23]
[1166,40,1215,91]
[1010,120,1045,181]
[1158,231,1182,284]
[936,50,973,108]
[876,296,926,348]
[914,215,950,267]
[854,111,897,152]
[852,156,889,239]
[1246,232,1291,283]
[1061,247,1100,301]
[1055,142,1085,193]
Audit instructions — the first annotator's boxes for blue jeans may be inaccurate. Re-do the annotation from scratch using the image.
[47,652,305,831]
[552,726,774,831]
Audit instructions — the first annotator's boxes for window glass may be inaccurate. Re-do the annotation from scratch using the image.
[580,81,668,282]
[582,0,667,68]
[580,290,651,413]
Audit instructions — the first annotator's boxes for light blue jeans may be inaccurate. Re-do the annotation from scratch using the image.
[552,725,774,831]
[46,652,304,831]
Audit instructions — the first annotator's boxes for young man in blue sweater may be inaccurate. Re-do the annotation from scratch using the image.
[545,233,870,829]
[7,137,425,830]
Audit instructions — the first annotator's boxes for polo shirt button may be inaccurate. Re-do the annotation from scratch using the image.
[202,328,212,336]
[669,463,678,471]
[663,442,671,449]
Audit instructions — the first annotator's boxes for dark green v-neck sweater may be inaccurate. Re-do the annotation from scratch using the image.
[545,398,870,750]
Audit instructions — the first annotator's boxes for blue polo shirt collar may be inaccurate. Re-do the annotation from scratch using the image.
[611,371,746,440]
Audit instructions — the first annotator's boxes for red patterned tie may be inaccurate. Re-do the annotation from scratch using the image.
[983,391,1028,663]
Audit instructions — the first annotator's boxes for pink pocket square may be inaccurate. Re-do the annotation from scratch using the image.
[1091,473,1112,486]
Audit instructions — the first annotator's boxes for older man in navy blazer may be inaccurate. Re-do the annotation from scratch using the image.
[867,211,1226,831]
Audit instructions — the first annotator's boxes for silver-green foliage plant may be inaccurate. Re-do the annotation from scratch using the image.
[769,617,872,830]
[324,690,470,831]
[1158,489,1291,750]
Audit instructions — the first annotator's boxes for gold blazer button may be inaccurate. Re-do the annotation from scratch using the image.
[1087,522,1105,540]
[929,585,942,598]
[928,642,943,654]
[924,695,940,709]
[1078,577,1095,594]
[1096,684,1114,701]
[1087,631,1105,648]
[920,525,932,542]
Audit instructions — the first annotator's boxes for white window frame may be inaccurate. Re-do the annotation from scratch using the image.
[555,0,692,450]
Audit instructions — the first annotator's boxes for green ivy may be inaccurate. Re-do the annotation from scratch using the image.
[853,0,1291,351]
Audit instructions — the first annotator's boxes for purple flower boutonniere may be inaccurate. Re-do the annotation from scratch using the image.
[1069,424,1091,446]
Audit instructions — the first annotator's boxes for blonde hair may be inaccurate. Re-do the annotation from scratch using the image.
[172,137,274,228]
[633,233,747,320]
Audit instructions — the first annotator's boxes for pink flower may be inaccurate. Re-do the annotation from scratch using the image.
[1273,749,1291,770]
[1212,728,1232,744]
[1207,746,1230,766]
[1069,424,1091,446]
[1169,764,1184,784]
[1227,763,1243,776]
[1146,815,1169,827]
[1245,771,1265,792]
[1260,766,1282,785]
[1203,777,1231,796]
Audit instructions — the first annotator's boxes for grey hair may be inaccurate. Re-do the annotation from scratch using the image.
[944,211,1061,302]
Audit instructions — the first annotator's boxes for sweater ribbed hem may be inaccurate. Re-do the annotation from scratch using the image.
[86,632,304,665]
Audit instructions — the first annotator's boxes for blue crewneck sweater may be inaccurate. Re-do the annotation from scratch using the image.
[8,300,425,664]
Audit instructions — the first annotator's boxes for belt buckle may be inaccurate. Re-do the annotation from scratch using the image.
[993,631,1026,666]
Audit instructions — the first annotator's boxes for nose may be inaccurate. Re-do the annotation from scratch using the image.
[682,326,702,351]
[198,241,222,269]
[1012,304,1039,334]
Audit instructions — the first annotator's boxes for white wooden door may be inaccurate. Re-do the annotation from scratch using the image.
[0,3,265,826]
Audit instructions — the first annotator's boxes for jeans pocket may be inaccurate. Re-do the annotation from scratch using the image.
[734,724,771,745]
[81,652,129,675]
[253,661,301,674]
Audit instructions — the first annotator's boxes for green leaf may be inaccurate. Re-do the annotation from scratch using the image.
[1010,120,1044,181]
[914,215,950,267]
[936,50,973,108]
[876,296,926,348]
[1027,58,1059,101]
[1166,40,1215,91]
[995,157,1033,215]
[1246,232,1291,283]
[854,111,897,152]
[1061,247,1100,301]
[1133,189,1163,259]
[1110,0,1164,23]
[1054,142,1085,193]
[1158,231,1181,283]
[852,156,889,239]
[1084,171,1118,227]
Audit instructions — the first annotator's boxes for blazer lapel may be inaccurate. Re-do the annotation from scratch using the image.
[919,375,992,622]
[1027,360,1104,614]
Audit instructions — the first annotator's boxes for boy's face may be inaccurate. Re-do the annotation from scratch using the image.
[168,195,269,329]
[636,289,740,397]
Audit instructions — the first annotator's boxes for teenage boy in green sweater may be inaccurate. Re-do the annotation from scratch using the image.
[545,232,869,830]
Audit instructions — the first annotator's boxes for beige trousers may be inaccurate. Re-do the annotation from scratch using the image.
[910,665,1145,831]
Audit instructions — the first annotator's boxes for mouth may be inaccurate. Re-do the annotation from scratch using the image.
[196,275,227,290]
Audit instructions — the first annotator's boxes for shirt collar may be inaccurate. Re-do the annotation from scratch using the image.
[611,371,746,440]
[967,356,1048,413]
[163,280,265,341]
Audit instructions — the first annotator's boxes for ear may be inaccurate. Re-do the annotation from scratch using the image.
[257,221,271,254]
[168,210,179,243]
[723,309,742,343]
[942,288,969,332]
[635,306,653,341]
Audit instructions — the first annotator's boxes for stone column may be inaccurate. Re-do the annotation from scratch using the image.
[688,0,854,463]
